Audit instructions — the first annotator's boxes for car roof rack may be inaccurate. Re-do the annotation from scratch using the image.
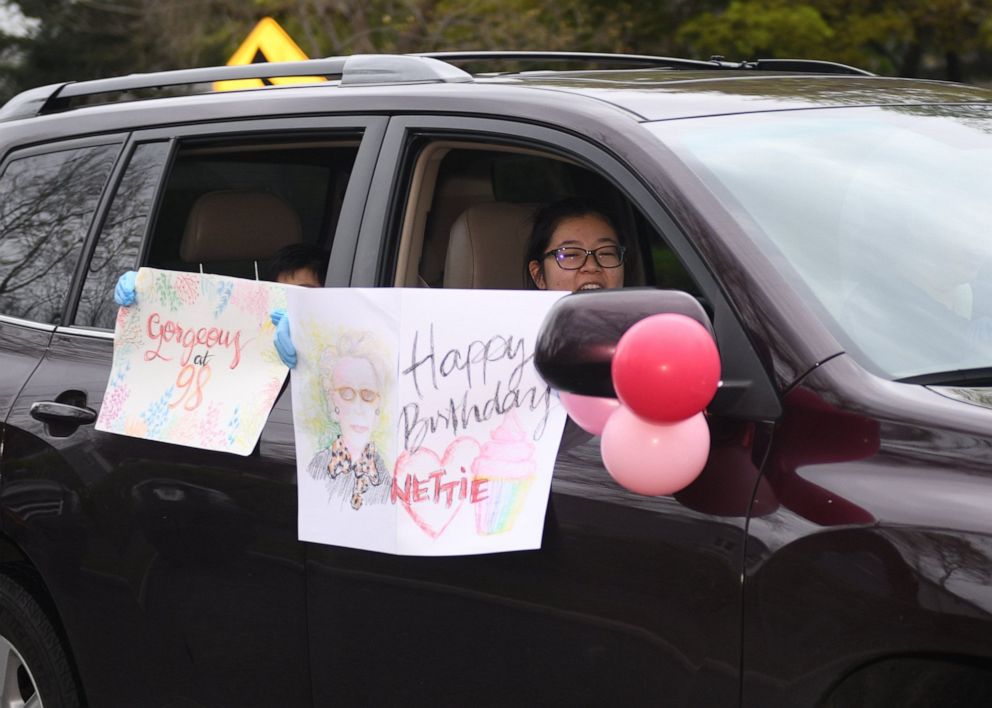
[0,54,472,122]
[415,51,873,77]
[709,56,873,76]
[0,51,874,122]
[414,51,717,72]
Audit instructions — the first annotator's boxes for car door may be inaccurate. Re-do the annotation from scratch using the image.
[304,115,782,707]
[3,117,386,708]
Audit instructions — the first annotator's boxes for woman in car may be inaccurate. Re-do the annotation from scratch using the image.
[525,198,626,292]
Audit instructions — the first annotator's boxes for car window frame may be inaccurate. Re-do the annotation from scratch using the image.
[354,114,781,421]
[57,115,388,338]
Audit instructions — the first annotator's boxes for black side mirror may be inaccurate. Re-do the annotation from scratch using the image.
[534,289,714,398]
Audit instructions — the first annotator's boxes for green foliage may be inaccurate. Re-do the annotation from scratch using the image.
[676,1,834,59]
[806,0,992,79]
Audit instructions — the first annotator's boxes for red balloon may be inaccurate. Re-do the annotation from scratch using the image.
[611,313,720,423]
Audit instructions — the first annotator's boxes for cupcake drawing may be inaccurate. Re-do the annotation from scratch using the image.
[472,412,538,535]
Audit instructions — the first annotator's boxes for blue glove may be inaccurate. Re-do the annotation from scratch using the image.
[114,271,137,307]
[270,309,297,369]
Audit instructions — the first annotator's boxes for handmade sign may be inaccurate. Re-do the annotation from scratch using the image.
[96,268,288,455]
[290,288,568,556]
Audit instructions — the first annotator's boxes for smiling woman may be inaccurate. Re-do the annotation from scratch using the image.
[525,198,627,292]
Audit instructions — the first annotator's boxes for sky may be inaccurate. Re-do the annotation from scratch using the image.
[0,1,38,38]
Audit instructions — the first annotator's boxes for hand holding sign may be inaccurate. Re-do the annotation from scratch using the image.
[115,270,137,306]
[270,308,297,368]
[97,268,288,455]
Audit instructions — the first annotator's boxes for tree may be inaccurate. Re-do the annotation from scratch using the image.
[0,0,991,106]
[808,0,992,80]
[675,0,834,60]
[673,0,992,81]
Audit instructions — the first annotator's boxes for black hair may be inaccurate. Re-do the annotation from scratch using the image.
[267,243,329,284]
[524,197,622,289]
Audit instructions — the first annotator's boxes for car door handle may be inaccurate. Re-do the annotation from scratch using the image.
[30,401,97,425]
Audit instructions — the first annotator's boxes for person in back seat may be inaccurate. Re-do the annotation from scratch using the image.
[267,243,329,287]
[268,244,330,367]
[525,198,626,292]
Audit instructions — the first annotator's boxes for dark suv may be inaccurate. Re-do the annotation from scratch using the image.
[0,52,991,708]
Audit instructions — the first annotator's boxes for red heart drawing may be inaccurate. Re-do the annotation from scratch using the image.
[393,437,481,539]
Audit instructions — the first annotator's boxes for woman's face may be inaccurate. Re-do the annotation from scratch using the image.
[329,356,380,450]
[529,214,625,292]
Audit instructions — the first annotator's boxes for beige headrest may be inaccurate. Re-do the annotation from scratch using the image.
[180,190,302,263]
[421,167,496,287]
[444,203,538,289]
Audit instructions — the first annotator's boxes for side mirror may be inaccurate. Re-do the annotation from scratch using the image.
[534,289,714,398]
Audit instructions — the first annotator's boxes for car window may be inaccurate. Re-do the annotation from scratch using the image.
[71,133,364,331]
[75,142,171,330]
[145,137,360,281]
[389,140,696,294]
[0,143,119,324]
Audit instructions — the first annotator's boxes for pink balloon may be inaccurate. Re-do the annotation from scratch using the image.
[560,392,620,436]
[611,313,720,423]
[600,408,710,496]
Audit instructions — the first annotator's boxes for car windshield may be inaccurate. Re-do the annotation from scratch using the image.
[648,105,992,381]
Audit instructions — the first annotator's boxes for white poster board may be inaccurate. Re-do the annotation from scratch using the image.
[290,288,568,556]
[96,268,289,455]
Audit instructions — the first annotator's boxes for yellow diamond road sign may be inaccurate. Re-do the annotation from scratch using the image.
[213,17,326,92]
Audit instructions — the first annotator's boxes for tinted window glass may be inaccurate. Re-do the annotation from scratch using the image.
[76,142,170,329]
[0,144,118,324]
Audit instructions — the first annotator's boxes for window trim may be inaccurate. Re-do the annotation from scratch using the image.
[0,133,126,167]
[53,324,114,340]
[0,314,56,333]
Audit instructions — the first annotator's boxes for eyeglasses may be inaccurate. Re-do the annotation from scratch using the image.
[334,386,380,403]
[543,245,626,270]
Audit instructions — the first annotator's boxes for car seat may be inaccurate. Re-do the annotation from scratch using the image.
[179,189,303,279]
[420,161,496,287]
[443,202,539,289]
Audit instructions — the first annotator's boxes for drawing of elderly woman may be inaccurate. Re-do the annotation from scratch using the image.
[307,334,392,510]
